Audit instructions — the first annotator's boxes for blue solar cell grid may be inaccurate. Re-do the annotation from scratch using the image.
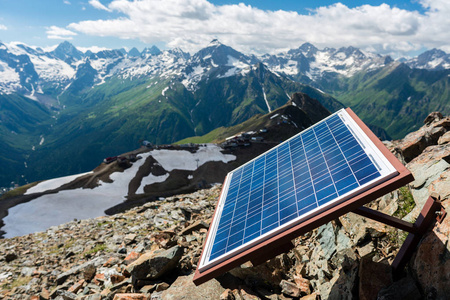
[206,112,383,263]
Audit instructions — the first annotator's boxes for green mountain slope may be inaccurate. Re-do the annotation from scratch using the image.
[328,63,450,139]
[0,94,52,186]
[178,92,332,144]
[20,66,343,184]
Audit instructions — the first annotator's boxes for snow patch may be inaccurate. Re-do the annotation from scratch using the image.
[150,144,235,172]
[262,87,272,113]
[25,171,93,195]
[2,146,235,237]
[270,113,279,119]
[136,173,170,194]
[3,154,151,237]
[162,86,169,96]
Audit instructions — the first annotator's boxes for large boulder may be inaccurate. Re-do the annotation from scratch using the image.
[161,274,225,300]
[126,246,184,280]
[398,113,450,162]
[411,198,450,300]
[404,143,450,222]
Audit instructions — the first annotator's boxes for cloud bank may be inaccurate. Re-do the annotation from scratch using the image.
[47,26,77,40]
[65,0,450,56]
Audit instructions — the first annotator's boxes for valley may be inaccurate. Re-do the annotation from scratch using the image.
[0,40,449,189]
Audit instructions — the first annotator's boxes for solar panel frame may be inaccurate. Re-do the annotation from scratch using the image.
[193,107,414,285]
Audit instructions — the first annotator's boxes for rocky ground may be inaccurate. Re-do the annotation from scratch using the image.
[0,112,449,300]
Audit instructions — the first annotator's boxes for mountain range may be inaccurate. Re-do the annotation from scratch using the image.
[0,39,449,187]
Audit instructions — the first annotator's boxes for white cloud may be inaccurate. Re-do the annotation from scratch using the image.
[0,24,7,30]
[89,0,111,12]
[63,0,71,4]
[67,0,450,56]
[77,45,111,53]
[46,26,77,40]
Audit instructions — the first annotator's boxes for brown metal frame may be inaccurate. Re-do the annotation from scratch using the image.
[353,193,445,277]
[193,108,415,285]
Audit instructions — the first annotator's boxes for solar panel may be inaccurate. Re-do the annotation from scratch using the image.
[194,108,413,285]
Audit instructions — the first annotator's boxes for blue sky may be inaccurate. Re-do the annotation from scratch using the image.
[0,0,448,56]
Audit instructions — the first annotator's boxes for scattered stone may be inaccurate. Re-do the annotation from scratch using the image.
[5,253,18,262]
[294,275,311,295]
[113,293,149,300]
[84,295,102,300]
[161,274,225,300]
[124,251,141,265]
[56,289,77,300]
[0,120,448,300]
[300,293,317,300]
[220,289,235,300]
[280,280,301,297]
[126,246,184,280]
[178,220,209,236]
[68,279,85,293]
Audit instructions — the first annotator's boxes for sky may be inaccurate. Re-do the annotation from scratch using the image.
[0,0,449,57]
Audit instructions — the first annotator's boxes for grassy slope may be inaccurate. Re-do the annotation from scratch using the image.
[0,94,52,186]
[329,63,450,139]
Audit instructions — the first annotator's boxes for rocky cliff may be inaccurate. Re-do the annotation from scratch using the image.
[0,112,449,300]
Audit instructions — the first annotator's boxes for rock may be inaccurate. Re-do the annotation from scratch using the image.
[154,282,170,292]
[428,170,450,202]
[84,295,102,300]
[340,213,387,245]
[399,114,449,162]
[294,275,311,295]
[411,198,450,299]
[113,294,149,300]
[56,289,77,300]
[124,234,137,245]
[404,143,450,221]
[178,220,209,236]
[300,293,318,300]
[357,241,375,258]
[68,279,85,293]
[358,257,392,300]
[229,254,291,288]
[84,264,97,282]
[57,257,106,285]
[161,274,225,300]
[280,280,301,297]
[424,112,443,125]
[438,131,450,144]
[377,276,421,300]
[317,223,337,260]
[239,285,261,300]
[124,251,141,265]
[326,255,358,300]
[220,289,235,300]
[40,288,50,300]
[5,253,18,262]
[126,246,184,280]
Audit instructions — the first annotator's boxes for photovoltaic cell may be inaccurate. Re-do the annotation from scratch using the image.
[198,108,398,272]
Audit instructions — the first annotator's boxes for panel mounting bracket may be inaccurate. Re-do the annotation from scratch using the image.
[352,193,445,278]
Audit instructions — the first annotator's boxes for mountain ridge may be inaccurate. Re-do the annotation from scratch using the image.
[0,40,449,187]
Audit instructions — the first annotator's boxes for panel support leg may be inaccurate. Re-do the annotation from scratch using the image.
[391,194,443,277]
[352,194,444,278]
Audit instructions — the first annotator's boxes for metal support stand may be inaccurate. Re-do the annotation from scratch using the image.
[352,193,445,278]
